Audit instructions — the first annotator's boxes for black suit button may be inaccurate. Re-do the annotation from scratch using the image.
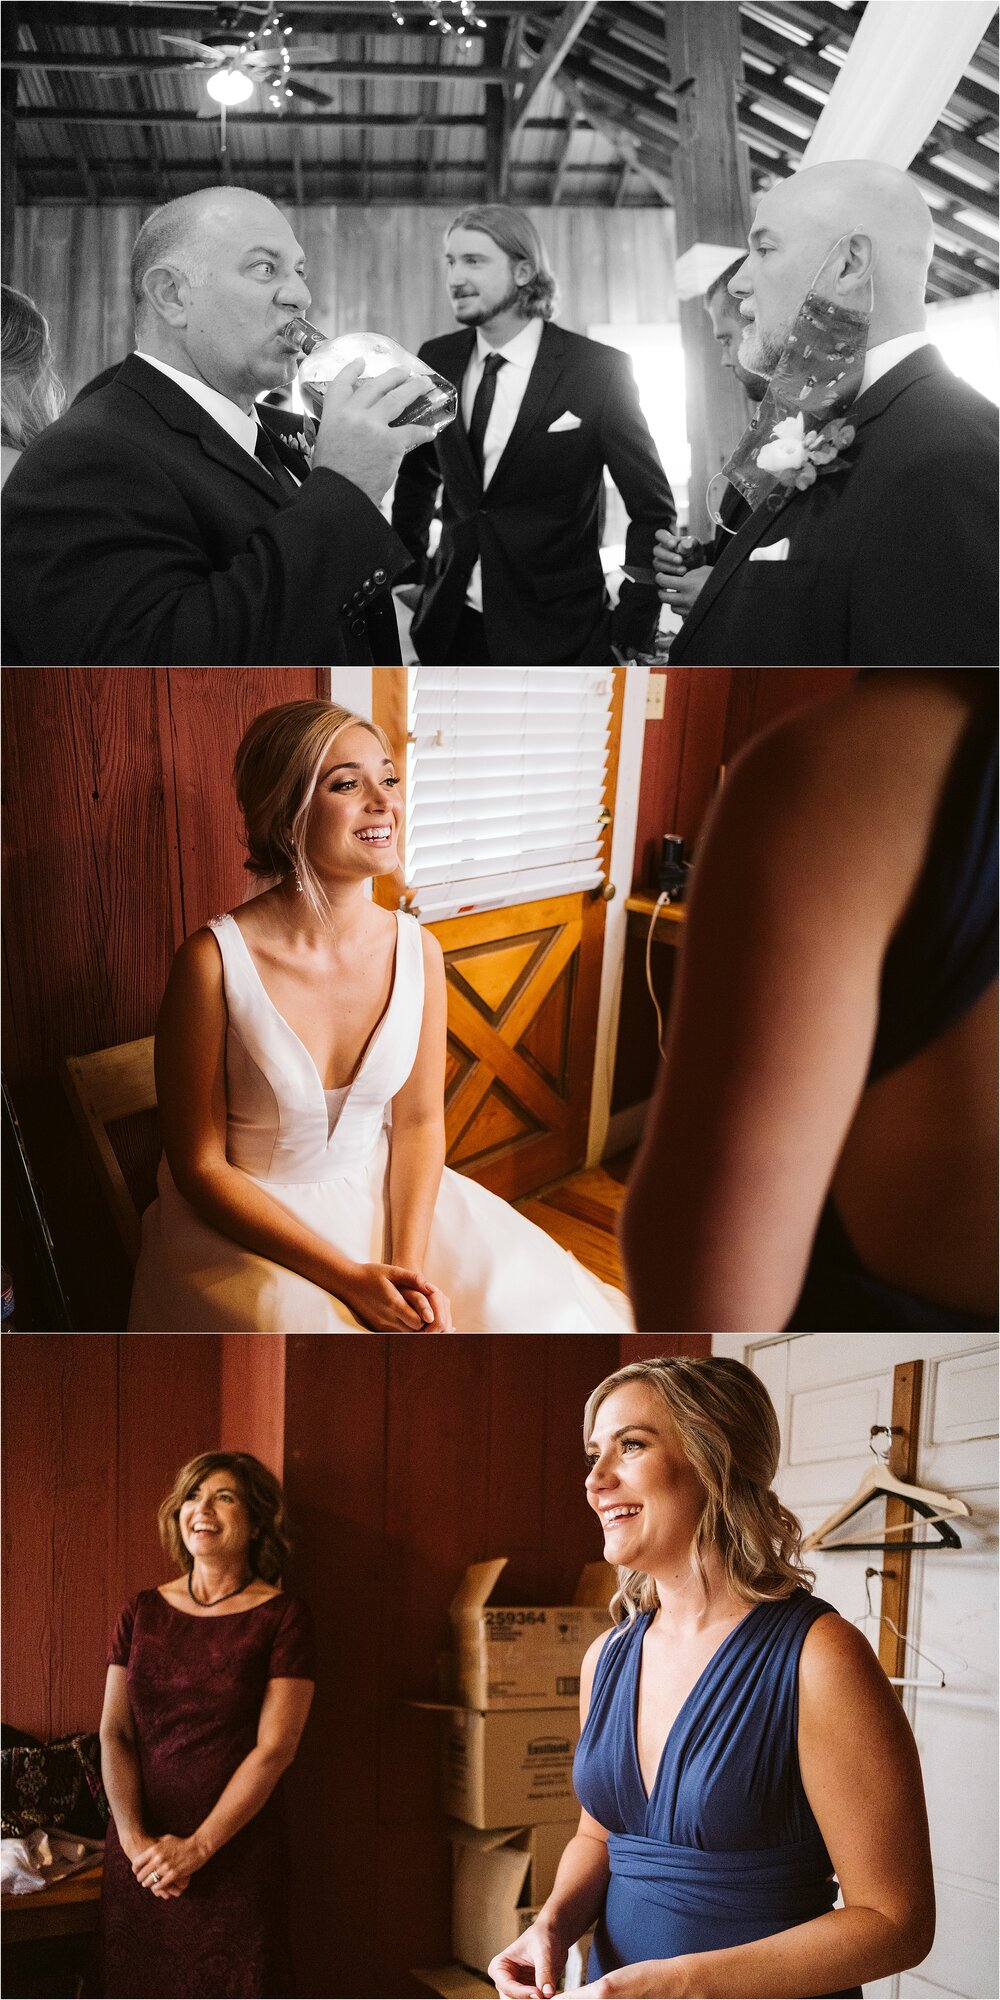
[349,616,366,636]
[352,589,366,608]
[373,568,387,585]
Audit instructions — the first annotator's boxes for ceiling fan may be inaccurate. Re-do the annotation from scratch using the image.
[160,3,335,114]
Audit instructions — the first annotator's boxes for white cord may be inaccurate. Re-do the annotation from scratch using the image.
[645,891,671,1057]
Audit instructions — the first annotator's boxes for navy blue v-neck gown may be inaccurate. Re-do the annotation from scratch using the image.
[573,1592,862,1999]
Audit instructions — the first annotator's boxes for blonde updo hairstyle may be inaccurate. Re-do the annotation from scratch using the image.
[583,1356,813,1626]
[234,699,395,926]
[158,1451,292,1584]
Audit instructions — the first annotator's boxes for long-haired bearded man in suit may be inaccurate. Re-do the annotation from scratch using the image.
[669,161,998,668]
[1,186,429,665]
[391,204,677,665]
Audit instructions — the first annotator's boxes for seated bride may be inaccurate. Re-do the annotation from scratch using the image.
[129,699,631,1333]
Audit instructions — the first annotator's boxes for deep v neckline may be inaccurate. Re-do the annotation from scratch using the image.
[224,910,402,1105]
[632,1602,762,1808]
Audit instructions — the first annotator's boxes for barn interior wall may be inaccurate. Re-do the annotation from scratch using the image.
[12,202,677,402]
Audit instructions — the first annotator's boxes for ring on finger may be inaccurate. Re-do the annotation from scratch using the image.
[150,1871,161,1884]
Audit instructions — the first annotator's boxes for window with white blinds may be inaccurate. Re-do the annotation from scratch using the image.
[403,667,614,922]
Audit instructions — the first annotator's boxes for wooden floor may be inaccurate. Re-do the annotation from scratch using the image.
[515,1154,632,1290]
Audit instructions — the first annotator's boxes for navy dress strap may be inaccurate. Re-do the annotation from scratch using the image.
[788,682,998,1333]
[867,687,998,1084]
[574,1593,861,1999]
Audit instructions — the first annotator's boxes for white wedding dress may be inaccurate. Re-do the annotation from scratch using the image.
[128,910,632,1332]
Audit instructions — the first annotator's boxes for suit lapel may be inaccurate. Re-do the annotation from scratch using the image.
[487,322,566,492]
[674,348,945,654]
[674,485,797,651]
[120,355,290,505]
[846,341,945,433]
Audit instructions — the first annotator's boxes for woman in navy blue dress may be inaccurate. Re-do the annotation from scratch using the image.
[488,1356,934,2000]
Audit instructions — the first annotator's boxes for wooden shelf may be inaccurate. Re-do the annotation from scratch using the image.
[624,894,687,922]
[1,1858,103,1944]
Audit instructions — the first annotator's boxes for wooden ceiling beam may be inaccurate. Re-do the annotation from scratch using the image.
[512,0,599,131]
[6,2,495,28]
[483,14,509,200]
[2,56,513,81]
[550,110,578,205]
[16,106,567,131]
[553,66,672,203]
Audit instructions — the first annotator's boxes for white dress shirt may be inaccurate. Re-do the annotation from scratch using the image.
[860,331,933,396]
[460,317,545,613]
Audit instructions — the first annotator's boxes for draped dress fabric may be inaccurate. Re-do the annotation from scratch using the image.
[573,1593,861,2000]
[96,1591,315,2000]
[128,909,631,1332]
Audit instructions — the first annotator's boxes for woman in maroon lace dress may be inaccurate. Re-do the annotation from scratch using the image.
[96,1452,315,1999]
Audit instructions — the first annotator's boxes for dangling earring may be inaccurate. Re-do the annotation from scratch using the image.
[294,868,303,895]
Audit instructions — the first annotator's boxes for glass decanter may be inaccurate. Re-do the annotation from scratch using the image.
[285,319,457,447]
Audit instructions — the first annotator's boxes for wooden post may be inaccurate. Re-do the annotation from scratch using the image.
[1,14,18,285]
[878,1357,924,1700]
[483,16,509,203]
[661,2,751,539]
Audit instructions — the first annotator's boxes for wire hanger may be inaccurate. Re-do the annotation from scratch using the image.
[801,1425,970,1553]
[854,1569,960,1689]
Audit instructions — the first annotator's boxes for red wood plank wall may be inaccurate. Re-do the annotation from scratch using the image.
[1,668,323,1331]
[1,1334,222,1739]
[631,667,856,892]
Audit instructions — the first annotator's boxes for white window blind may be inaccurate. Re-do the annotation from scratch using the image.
[404,667,614,922]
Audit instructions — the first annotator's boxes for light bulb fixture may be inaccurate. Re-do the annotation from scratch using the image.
[206,67,254,106]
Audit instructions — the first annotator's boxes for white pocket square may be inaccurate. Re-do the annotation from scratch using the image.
[749,538,790,562]
[547,411,582,432]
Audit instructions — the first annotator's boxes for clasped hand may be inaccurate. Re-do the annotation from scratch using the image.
[131,1831,205,1899]
[311,358,437,504]
[340,1260,454,1331]
[489,1920,689,2000]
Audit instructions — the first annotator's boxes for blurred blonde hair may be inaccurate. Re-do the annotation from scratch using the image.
[158,1451,292,1583]
[234,699,394,927]
[583,1355,813,1625]
[1,285,65,450]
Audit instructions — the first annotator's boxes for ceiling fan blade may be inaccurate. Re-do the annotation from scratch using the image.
[284,78,334,106]
[159,37,220,59]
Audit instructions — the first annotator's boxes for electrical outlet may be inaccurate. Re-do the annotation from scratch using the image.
[645,672,666,721]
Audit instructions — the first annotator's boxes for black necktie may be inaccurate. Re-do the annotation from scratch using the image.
[254,423,299,498]
[467,353,506,479]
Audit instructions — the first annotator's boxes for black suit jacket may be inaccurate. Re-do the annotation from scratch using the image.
[1,355,411,665]
[670,347,999,666]
[391,321,676,664]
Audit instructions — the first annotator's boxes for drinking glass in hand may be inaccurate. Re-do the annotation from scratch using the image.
[286,320,457,447]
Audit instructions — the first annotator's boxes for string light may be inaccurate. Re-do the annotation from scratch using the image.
[389,2,487,33]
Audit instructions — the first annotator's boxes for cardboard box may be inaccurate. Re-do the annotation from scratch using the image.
[449,1820,576,1978]
[451,1558,614,1711]
[441,1706,580,1829]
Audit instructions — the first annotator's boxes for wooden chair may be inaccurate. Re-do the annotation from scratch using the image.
[61,1037,157,1268]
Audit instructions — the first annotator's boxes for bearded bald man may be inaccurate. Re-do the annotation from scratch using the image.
[670,161,998,667]
[1,187,430,665]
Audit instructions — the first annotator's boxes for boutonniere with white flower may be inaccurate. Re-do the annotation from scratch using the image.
[755,412,856,492]
[286,421,316,466]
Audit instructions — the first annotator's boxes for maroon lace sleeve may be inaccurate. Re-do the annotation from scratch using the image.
[268,1595,316,1680]
[107,1594,140,1667]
